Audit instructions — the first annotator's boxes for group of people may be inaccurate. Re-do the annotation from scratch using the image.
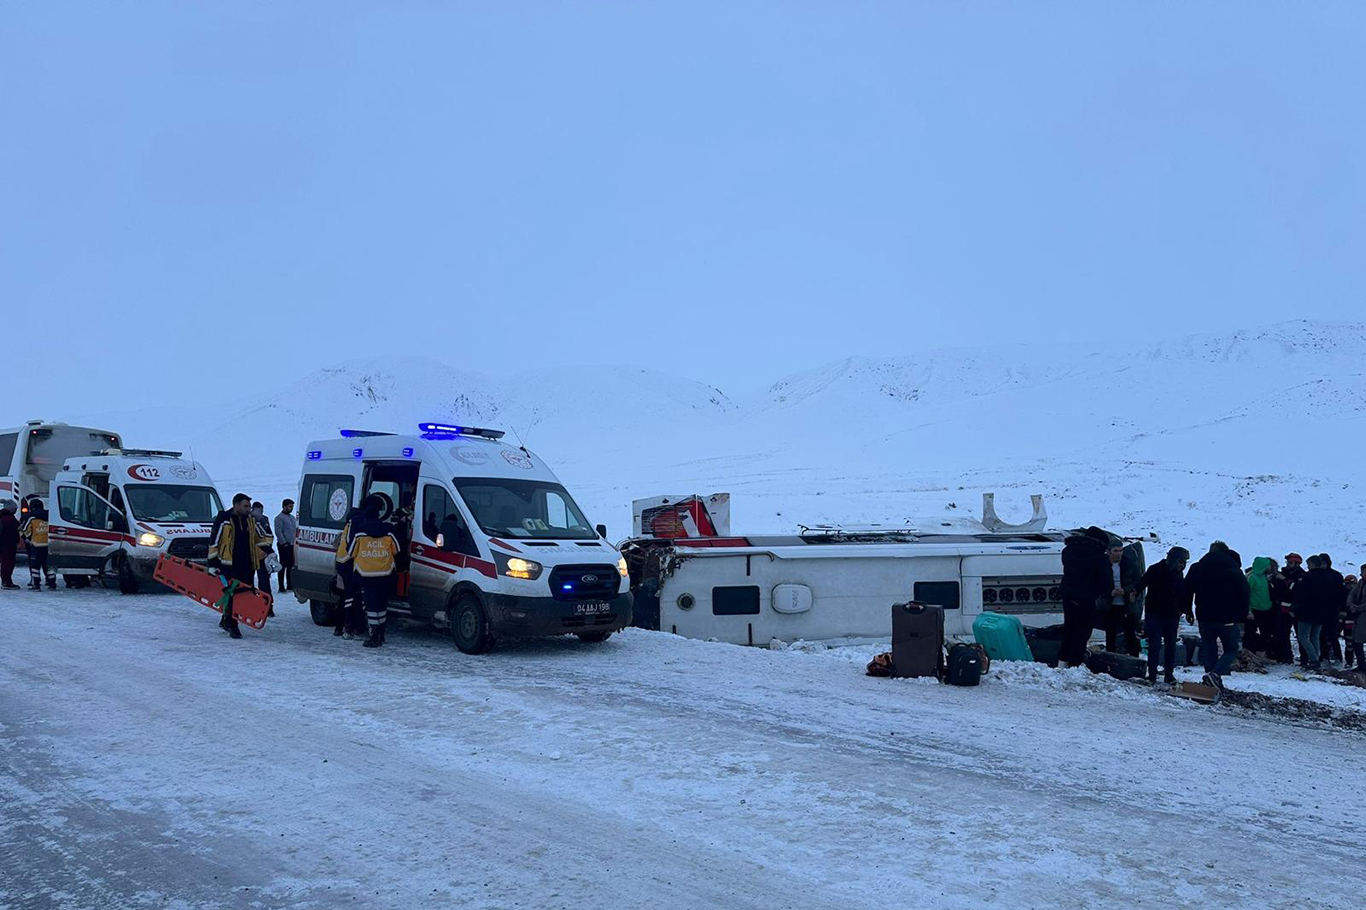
[0,498,55,590]
[1060,527,1365,689]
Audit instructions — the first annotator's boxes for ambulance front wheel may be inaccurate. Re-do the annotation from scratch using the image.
[450,594,492,655]
[114,556,140,595]
[310,600,338,627]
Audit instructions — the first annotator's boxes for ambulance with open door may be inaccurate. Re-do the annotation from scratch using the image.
[291,424,632,653]
[47,449,222,592]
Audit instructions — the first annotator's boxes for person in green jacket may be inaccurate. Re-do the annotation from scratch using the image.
[1247,556,1277,657]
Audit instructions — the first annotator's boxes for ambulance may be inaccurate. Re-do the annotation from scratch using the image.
[47,449,222,592]
[0,420,123,517]
[291,424,632,653]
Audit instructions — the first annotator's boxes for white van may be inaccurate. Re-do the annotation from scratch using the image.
[47,449,222,592]
[291,424,632,653]
[0,420,123,517]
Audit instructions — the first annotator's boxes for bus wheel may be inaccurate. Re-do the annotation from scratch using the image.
[309,599,338,626]
[576,631,613,643]
[450,594,492,655]
[115,556,140,595]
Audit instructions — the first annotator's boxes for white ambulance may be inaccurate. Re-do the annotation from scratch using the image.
[0,420,123,517]
[47,449,222,592]
[291,424,632,653]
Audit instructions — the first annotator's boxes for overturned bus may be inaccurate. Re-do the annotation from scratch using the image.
[621,493,1147,646]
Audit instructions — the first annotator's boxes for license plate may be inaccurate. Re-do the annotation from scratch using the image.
[574,602,611,615]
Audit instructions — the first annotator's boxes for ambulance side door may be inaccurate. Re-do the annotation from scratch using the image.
[409,482,480,617]
[50,484,129,573]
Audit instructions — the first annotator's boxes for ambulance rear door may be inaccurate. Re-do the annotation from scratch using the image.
[50,483,129,574]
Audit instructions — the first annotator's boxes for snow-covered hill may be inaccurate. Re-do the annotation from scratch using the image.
[61,319,1366,561]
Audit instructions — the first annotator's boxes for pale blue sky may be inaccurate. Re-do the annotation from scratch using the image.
[3,2,1363,411]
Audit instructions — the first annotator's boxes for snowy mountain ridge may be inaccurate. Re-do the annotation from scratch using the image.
[61,318,1366,560]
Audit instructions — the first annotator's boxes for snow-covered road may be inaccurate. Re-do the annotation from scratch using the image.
[3,586,1364,910]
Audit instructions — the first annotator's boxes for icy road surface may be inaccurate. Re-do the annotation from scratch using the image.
[3,587,1364,910]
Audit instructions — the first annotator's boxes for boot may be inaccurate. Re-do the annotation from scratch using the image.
[363,624,382,648]
[1164,671,1177,685]
[227,621,242,639]
[45,578,56,590]
[379,624,386,645]
[219,611,232,631]
[333,622,345,637]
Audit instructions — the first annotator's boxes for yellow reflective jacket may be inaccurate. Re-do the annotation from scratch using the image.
[207,510,263,570]
[349,532,399,578]
[21,517,49,547]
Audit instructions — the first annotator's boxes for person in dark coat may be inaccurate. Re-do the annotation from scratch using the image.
[1293,554,1346,671]
[207,493,263,640]
[1059,527,1113,667]
[1138,546,1191,684]
[1104,543,1143,656]
[1274,553,1307,664]
[1184,541,1250,684]
[0,501,20,589]
[1346,569,1366,673]
[1318,554,1345,665]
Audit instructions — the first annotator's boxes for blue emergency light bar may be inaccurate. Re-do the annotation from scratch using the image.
[339,429,393,438]
[307,450,322,460]
[417,423,505,440]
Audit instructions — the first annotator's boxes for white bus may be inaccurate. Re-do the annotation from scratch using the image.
[0,421,123,516]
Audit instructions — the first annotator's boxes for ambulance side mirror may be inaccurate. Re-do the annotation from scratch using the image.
[596,524,608,540]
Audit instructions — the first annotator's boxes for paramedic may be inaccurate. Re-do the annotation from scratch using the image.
[0,501,19,590]
[251,501,275,595]
[20,500,55,590]
[274,499,298,592]
[1059,527,1113,667]
[207,493,263,639]
[1137,546,1191,684]
[347,494,400,649]
[334,508,365,639]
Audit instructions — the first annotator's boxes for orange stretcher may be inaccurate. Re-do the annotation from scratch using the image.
[154,554,273,630]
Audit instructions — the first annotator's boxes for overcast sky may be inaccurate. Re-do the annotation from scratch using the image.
[3,2,1363,413]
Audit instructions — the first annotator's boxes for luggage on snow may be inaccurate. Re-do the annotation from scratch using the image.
[891,601,944,678]
[945,642,985,686]
[972,611,1033,663]
[1024,623,1066,666]
[1084,649,1147,681]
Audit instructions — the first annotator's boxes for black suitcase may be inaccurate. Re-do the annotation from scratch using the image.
[1085,650,1148,681]
[891,601,944,679]
[1024,624,1067,666]
[945,642,984,686]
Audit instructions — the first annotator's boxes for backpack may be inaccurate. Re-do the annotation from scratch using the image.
[945,642,985,686]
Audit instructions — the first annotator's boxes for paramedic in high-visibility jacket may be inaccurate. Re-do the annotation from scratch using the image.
[346,494,401,649]
[333,507,366,640]
[20,500,56,590]
[207,493,264,639]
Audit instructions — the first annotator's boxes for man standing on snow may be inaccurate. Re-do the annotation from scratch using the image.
[1059,527,1113,667]
[0,501,21,590]
[207,493,263,640]
[1105,543,1142,656]
[345,494,400,649]
[20,500,55,590]
[1138,546,1191,684]
[1246,557,1278,657]
[1293,554,1345,672]
[274,499,297,592]
[250,501,275,595]
[1275,552,1307,664]
[1184,541,1249,688]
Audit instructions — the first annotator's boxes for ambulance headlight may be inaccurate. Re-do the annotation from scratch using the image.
[137,532,165,548]
[617,557,629,578]
[494,553,542,580]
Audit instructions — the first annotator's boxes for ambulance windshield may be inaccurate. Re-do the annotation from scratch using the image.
[124,484,223,523]
[454,478,597,540]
